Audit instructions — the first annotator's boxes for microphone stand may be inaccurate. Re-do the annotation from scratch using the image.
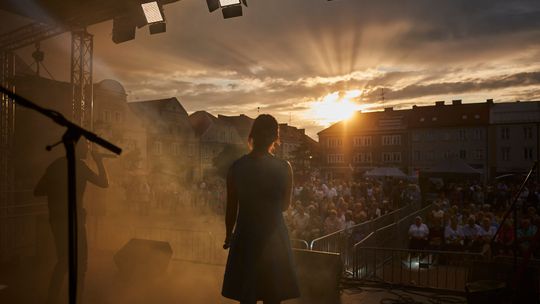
[0,86,122,304]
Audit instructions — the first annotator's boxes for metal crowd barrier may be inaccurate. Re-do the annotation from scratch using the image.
[308,204,416,269]
[352,247,483,291]
[354,204,434,251]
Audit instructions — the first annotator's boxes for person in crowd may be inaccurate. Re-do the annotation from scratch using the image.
[517,218,538,255]
[428,217,444,250]
[462,216,481,251]
[324,209,343,234]
[291,206,310,239]
[306,205,322,240]
[495,219,514,255]
[444,217,464,251]
[478,217,497,245]
[343,210,356,234]
[408,216,430,250]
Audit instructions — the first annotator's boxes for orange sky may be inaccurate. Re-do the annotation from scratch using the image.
[2,0,540,138]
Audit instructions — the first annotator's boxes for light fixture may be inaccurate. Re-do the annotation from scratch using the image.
[112,15,136,44]
[206,0,247,19]
[141,1,164,23]
[112,1,168,43]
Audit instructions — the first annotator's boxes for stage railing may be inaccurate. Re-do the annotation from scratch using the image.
[354,204,434,251]
[352,247,484,291]
[309,204,416,269]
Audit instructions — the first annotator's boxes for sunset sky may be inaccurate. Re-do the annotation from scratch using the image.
[3,0,540,138]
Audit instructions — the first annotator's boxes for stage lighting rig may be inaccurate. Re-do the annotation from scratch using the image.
[206,0,248,19]
[112,1,168,44]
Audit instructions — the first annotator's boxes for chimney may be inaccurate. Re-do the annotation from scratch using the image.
[435,101,445,106]
[384,107,393,112]
[452,99,462,105]
[486,99,493,104]
[412,105,418,109]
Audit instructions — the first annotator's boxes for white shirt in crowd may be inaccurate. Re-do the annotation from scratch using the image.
[444,225,464,242]
[408,223,430,239]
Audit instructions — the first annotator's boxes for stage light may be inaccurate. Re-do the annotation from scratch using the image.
[206,0,247,19]
[220,0,240,5]
[111,0,171,43]
[112,16,136,44]
[141,2,164,23]
[149,22,166,34]
[222,5,242,19]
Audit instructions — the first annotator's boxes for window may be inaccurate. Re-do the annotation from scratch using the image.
[353,136,372,147]
[459,129,467,141]
[328,137,343,148]
[382,152,401,163]
[474,149,484,160]
[472,129,482,140]
[328,154,344,163]
[102,110,111,122]
[412,133,420,142]
[524,147,534,160]
[353,152,372,163]
[393,152,402,162]
[501,127,510,140]
[114,111,121,123]
[524,127,533,140]
[172,143,181,156]
[382,135,401,146]
[154,141,162,155]
[459,150,467,160]
[502,147,510,161]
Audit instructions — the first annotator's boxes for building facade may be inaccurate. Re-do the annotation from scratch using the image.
[409,100,490,176]
[318,108,409,180]
[129,97,199,182]
[189,111,244,177]
[489,101,540,177]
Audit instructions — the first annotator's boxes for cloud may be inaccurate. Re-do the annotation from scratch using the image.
[3,0,540,138]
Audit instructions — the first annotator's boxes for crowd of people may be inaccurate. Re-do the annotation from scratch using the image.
[282,175,421,242]
[407,179,540,257]
[121,170,539,258]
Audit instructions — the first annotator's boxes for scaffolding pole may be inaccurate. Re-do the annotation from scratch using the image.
[70,29,93,129]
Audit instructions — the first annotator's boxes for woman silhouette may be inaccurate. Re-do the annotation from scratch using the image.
[222,114,300,304]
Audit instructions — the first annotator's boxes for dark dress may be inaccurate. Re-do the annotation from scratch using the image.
[222,154,300,302]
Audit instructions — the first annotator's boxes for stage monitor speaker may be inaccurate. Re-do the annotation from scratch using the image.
[293,249,342,304]
[114,238,173,278]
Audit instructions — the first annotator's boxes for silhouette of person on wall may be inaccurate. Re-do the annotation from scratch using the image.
[222,114,300,304]
[34,140,109,304]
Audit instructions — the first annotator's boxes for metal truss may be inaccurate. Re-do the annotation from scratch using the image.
[0,22,65,52]
[71,29,93,128]
[0,51,15,211]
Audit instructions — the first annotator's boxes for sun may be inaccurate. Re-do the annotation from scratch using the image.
[309,90,364,126]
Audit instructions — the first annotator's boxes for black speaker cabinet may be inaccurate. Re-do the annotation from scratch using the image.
[114,238,173,278]
[293,249,342,304]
